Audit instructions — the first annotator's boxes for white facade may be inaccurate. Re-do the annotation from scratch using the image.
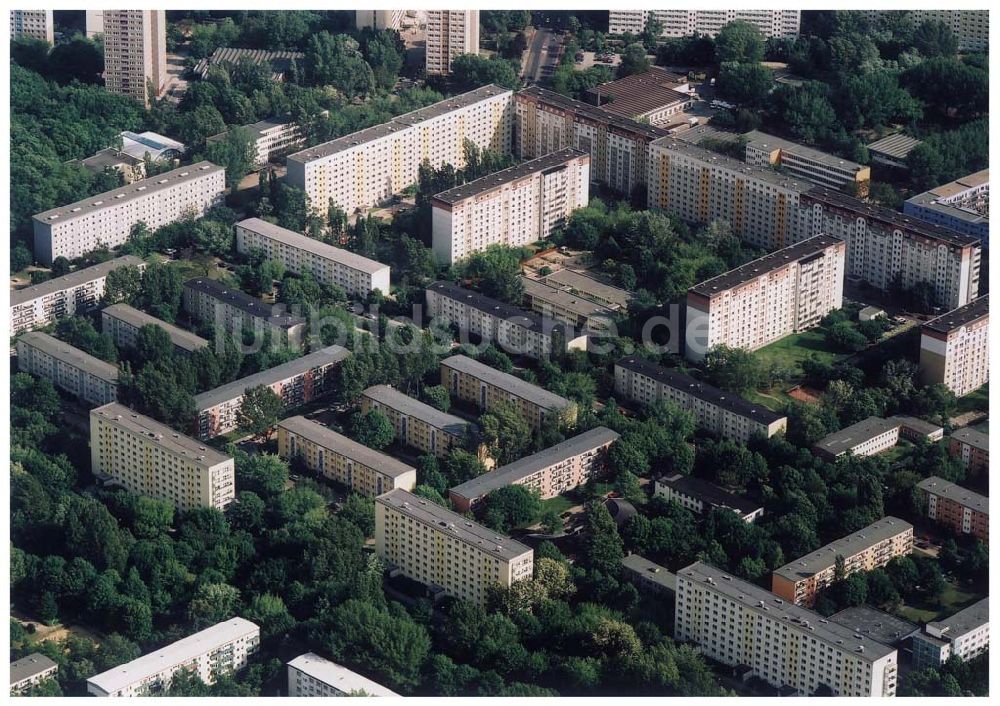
[919,296,989,397]
[16,332,119,406]
[32,162,225,265]
[102,303,209,356]
[86,618,259,697]
[85,10,104,37]
[10,10,54,42]
[425,10,479,75]
[609,10,800,38]
[235,218,390,298]
[287,653,400,697]
[354,10,406,32]
[102,10,167,108]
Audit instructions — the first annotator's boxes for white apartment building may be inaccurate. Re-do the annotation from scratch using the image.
[277,415,417,497]
[743,131,871,193]
[181,277,307,348]
[32,162,225,264]
[10,654,59,696]
[101,303,209,356]
[685,235,846,360]
[86,618,259,697]
[919,295,989,397]
[431,149,590,264]
[375,488,534,606]
[16,332,119,407]
[10,255,146,336]
[287,653,400,697]
[193,346,349,439]
[207,117,308,169]
[90,403,236,511]
[425,10,479,75]
[426,280,586,360]
[355,10,406,32]
[615,357,787,443]
[609,10,801,38]
[102,10,167,108]
[912,598,989,669]
[10,10,54,42]
[235,218,390,298]
[286,85,512,216]
[675,562,898,696]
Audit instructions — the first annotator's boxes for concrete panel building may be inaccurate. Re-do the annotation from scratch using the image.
[79,148,147,184]
[912,598,989,670]
[102,10,167,108]
[948,427,989,475]
[16,332,120,406]
[586,67,692,126]
[919,295,989,397]
[235,218,390,298]
[101,303,209,356]
[904,170,988,246]
[685,235,846,360]
[614,357,787,443]
[286,85,512,216]
[193,47,304,82]
[812,415,943,460]
[425,280,586,360]
[621,554,676,598]
[207,117,310,170]
[354,10,406,32]
[609,10,801,38]
[425,10,479,76]
[743,131,871,193]
[85,10,104,37]
[86,618,259,697]
[521,277,616,332]
[276,416,417,497]
[10,653,58,695]
[653,473,763,523]
[430,149,590,264]
[771,517,914,607]
[677,562,897,696]
[10,10,54,42]
[182,277,307,348]
[90,402,236,511]
[448,426,619,512]
[287,653,400,697]
[916,476,988,543]
[542,269,633,311]
[375,488,533,606]
[32,162,225,264]
[10,255,146,336]
[193,346,349,439]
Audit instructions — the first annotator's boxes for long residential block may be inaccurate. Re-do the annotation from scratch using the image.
[375,488,533,606]
[448,426,619,512]
[676,562,898,696]
[440,354,578,431]
[812,415,944,460]
[10,255,147,336]
[90,402,235,511]
[287,653,400,698]
[614,356,787,443]
[744,130,870,193]
[10,653,58,695]
[182,277,307,348]
[685,235,846,360]
[16,331,119,406]
[771,517,914,608]
[609,10,801,38]
[276,415,417,497]
[86,618,259,697]
[521,277,616,332]
[426,280,586,360]
[912,598,989,670]
[916,476,988,543]
[101,303,209,356]
[866,10,988,53]
[193,345,349,439]
[286,85,513,216]
[235,218,390,298]
[919,295,989,397]
[33,162,225,264]
[948,427,989,475]
[430,149,590,264]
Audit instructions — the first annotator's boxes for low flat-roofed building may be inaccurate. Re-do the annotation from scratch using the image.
[812,416,902,460]
[10,255,147,336]
[919,295,989,397]
[441,354,578,431]
[521,277,616,332]
[119,131,185,162]
[79,148,146,183]
[542,269,634,311]
[859,306,886,321]
[620,554,676,597]
[448,426,619,512]
[102,303,209,356]
[276,415,416,497]
[771,517,913,607]
[182,277,307,348]
[614,356,787,443]
[16,331,119,406]
[916,476,988,543]
[744,130,870,192]
[586,67,692,126]
[912,598,989,670]
[286,653,400,697]
[193,47,304,81]
[904,169,988,246]
[886,415,945,443]
[10,653,58,695]
[193,345,349,439]
[207,117,308,169]
[828,606,919,648]
[948,427,989,474]
[86,618,259,697]
[867,133,922,169]
[654,473,763,523]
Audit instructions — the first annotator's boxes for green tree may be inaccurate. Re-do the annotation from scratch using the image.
[244,593,295,639]
[479,486,542,532]
[237,385,284,440]
[715,21,765,63]
[234,451,289,498]
[422,385,451,412]
[716,62,773,108]
[617,43,651,77]
[349,409,395,450]
[204,126,257,189]
[580,500,624,574]
[703,345,765,395]
[480,400,532,465]
[187,582,240,628]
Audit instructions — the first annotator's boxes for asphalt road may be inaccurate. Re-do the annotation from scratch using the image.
[522,28,560,85]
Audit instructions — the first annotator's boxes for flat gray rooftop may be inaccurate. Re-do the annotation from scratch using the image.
[10,653,58,685]
[659,473,762,516]
[887,415,943,438]
[517,85,670,142]
[621,553,677,592]
[80,148,144,171]
[184,277,306,329]
[278,416,415,479]
[828,606,919,647]
[916,476,988,514]
[743,130,864,172]
[102,303,208,352]
[923,294,989,335]
[237,218,389,275]
[926,597,989,639]
[812,416,899,457]
[194,47,303,80]
[18,331,120,381]
[441,355,573,412]
[773,516,912,583]
[362,385,474,437]
[950,426,989,452]
[194,346,348,410]
[427,280,561,337]
[542,269,633,310]
[377,488,531,561]
[449,426,619,501]
[11,256,146,307]
[92,402,231,468]
[522,277,616,321]
[431,149,587,205]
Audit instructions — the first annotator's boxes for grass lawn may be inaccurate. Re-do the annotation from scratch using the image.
[747,388,794,412]
[540,494,576,517]
[957,384,989,414]
[755,329,845,374]
[897,581,983,624]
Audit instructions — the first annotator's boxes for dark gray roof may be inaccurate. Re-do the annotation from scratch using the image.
[916,476,988,515]
[925,598,989,639]
[773,517,913,583]
[522,278,616,321]
[886,415,943,438]
[18,331,120,381]
[236,218,389,275]
[183,278,306,329]
[616,356,784,425]
[194,47,303,81]
[542,269,633,309]
[812,416,899,457]
[362,385,474,437]
[449,426,619,501]
[277,416,415,479]
[431,149,587,205]
[827,606,919,647]
[867,133,922,160]
[376,489,531,561]
[689,235,843,298]
[427,280,564,337]
[659,473,762,516]
[102,303,209,353]
[441,355,573,412]
[621,554,677,591]
[517,85,670,142]
[922,295,989,335]
[92,403,231,467]
[950,426,989,452]
[80,148,144,171]
[10,256,146,307]
[587,67,690,120]
[10,653,58,685]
